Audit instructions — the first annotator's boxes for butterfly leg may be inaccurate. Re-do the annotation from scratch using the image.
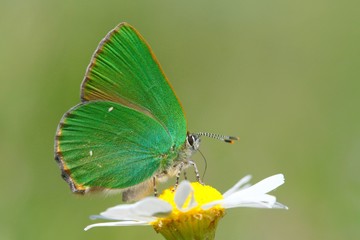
[173,162,185,191]
[153,176,158,197]
[183,170,187,180]
[189,160,203,185]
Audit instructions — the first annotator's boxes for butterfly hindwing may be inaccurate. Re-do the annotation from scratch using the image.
[55,101,177,192]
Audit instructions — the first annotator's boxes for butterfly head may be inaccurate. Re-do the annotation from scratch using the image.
[186,132,201,152]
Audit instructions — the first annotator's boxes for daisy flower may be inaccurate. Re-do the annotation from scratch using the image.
[85,174,287,240]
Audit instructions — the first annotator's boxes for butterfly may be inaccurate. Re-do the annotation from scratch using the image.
[54,22,238,202]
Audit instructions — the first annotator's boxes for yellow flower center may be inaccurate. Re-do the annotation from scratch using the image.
[151,182,225,240]
[159,182,224,210]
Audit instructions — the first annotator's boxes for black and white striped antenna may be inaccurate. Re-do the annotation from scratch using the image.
[195,132,239,143]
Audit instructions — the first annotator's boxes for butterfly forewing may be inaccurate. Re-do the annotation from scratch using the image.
[81,23,187,149]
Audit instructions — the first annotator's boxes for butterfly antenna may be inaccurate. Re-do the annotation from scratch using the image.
[195,132,239,144]
[198,149,207,182]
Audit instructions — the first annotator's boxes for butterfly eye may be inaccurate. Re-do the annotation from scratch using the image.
[187,135,194,146]
[186,134,201,152]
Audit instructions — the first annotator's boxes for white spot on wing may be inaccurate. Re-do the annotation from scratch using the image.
[108,107,114,112]
[89,150,93,156]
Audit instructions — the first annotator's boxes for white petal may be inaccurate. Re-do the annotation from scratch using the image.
[99,197,171,222]
[239,174,284,195]
[204,174,286,210]
[90,215,111,220]
[223,175,252,198]
[273,202,289,209]
[174,181,197,211]
[224,200,288,209]
[174,181,192,208]
[98,204,137,220]
[84,220,149,231]
[222,193,277,209]
[132,197,172,217]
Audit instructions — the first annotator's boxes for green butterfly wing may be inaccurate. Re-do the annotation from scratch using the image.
[55,101,178,191]
[81,23,187,148]
[55,23,188,195]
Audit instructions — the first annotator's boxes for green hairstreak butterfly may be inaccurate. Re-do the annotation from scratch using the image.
[54,22,238,201]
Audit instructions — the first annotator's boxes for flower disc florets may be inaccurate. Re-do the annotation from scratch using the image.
[152,183,225,240]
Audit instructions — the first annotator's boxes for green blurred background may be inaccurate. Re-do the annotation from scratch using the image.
[1,0,359,239]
